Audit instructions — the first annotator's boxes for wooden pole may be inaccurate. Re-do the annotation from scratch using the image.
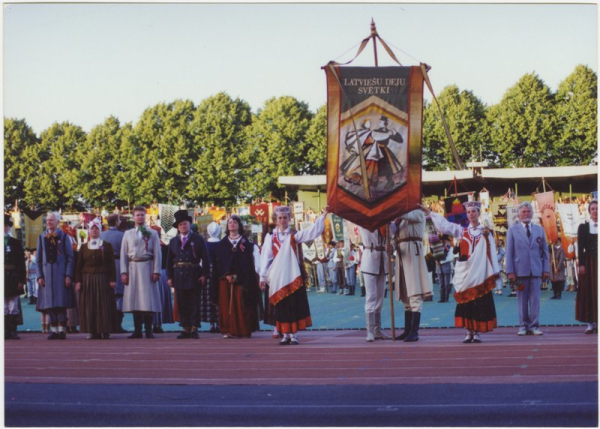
[371,19,379,67]
[387,225,396,340]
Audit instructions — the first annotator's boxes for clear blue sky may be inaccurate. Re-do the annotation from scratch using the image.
[4,2,598,134]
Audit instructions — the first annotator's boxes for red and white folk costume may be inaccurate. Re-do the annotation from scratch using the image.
[430,201,500,342]
[259,208,326,340]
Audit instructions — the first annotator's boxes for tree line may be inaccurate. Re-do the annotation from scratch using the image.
[4,64,597,211]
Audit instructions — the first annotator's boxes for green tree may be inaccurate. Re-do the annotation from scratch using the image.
[423,85,489,171]
[487,73,556,167]
[244,96,313,200]
[128,99,197,205]
[188,92,253,206]
[23,122,86,211]
[4,118,39,209]
[76,116,131,209]
[305,104,328,174]
[554,64,598,165]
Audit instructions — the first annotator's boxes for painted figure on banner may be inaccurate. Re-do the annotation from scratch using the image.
[339,113,407,202]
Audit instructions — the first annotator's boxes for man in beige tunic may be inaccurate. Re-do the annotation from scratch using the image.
[120,206,162,338]
[393,208,433,342]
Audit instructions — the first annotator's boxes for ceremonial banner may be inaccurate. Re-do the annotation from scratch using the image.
[250,203,269,227]
[325,66,424,231]
[506,205,521,229]
[196,215,214,236]
[443,195,469,228]
[534,191,559,244]
[23,210,44,250]
[330,214,345,242]
[158,204,179,232]
[293,202,304,219]
[314,236,326,259]
[345,220,361,246]
[556,204,581,258]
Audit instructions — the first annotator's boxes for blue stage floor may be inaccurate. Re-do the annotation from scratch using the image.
[17,281,583,332]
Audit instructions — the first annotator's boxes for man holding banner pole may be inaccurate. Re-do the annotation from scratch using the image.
[392,208,433,342]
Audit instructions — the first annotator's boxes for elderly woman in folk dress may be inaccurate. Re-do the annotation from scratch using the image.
[424,201,500,344]
[260,206,328,345]
[75,218,117,339]
[576,200,598,334]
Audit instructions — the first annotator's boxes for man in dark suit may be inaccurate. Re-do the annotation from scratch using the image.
[5,214,26,340]
[506,202,550,336]
[166,210,209,339]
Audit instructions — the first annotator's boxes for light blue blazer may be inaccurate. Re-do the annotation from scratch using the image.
[505,222,550,278]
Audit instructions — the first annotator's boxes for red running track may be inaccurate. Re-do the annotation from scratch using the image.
[5,326,597,386]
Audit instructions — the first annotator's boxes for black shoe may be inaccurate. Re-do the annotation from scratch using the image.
[47,332,59,340]
[58,331,67,340]
[128,331,143,339]
[145,331,155,339]
[209,326,219,333]
[87,333,101,340]
[102,333,111,340]
[10,331,20,340]
[279,337,291,345]
[190,331,200,339]
[153,326,165,334]
[28,297,35,305]
[438,299,446,303]
[177,331,191,339]
[550,296,557,300]
[509,292,517,297]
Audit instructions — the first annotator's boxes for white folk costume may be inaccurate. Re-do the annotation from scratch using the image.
[120,225,162,338]
[393,210,433,342]
[260,209,326,340]
[430,204,499,340]
[358,225,391,342]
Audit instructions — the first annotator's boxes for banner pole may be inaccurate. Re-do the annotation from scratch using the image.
[371,19,379,66]
[387,225,396,340]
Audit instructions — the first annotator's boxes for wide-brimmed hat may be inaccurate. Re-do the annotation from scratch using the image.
[173,210,193,228]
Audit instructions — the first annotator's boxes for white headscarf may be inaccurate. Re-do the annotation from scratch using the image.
[87,218,103,249]
[207,222,221,242]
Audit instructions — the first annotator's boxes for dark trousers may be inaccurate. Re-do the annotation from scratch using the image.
[335,267,346,289]
[47,308,67,324]
[176,287,201,328]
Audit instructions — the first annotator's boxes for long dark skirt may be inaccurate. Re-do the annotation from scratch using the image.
[576,253,598,324]
[454,290,497,333]
[274,286,312,334]
[263,285,277,326]
[79,273,117,334]
[218,279,259,337]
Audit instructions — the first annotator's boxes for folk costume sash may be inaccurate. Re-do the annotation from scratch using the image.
[267,232,303,306]
[453,231,496,304]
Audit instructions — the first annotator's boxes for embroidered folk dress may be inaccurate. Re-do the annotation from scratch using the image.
[260,214,326,334]
[430,212,500,332]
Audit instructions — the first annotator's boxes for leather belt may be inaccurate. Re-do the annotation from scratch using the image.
[175,262,196,267]
[368,245,387,251]
[130,257,153,262]
[395,236,422,244]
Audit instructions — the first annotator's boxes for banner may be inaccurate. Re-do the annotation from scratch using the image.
[330,214,345,242]
[534,191,559,244]
[325,65,424,231]
[23,211,44,250]
[556,203,581,258]
[345,220,361,246]
[506,205,521,229]
[443,195,469,228]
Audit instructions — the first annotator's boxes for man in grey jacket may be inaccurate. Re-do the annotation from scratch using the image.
[505,202,550,336]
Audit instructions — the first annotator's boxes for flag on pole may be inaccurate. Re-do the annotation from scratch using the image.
[325,65,424,231]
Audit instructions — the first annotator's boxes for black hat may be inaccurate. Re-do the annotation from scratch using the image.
[5,214,13,227]
[172,210,193,228]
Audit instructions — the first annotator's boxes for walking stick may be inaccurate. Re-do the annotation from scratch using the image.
[387,226,396,340]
